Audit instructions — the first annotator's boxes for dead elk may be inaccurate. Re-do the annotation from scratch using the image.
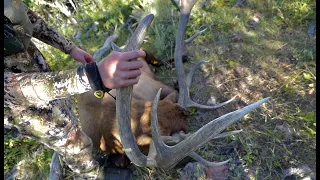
[79,0,270,171]
[78,54,190,167]
[115,1,270,170]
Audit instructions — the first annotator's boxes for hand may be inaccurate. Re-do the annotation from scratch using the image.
[70,47,94,64]
[97,50,146,89]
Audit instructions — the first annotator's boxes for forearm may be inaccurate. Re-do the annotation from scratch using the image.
[4,66,90,107]
[27,8,75,53]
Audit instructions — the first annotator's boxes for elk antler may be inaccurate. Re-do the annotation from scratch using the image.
[148,88,270,169]
[116,14,156,167]
[175,0,237,109]
[119,86,269,169]
[117,1,270,170]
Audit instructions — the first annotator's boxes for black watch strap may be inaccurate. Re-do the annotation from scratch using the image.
[84,62,112,99]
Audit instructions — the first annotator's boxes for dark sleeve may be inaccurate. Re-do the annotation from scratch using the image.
[26,8,76,54]
[4,66,91,107]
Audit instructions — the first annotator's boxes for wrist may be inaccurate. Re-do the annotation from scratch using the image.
[65,43,76,54]
[84,62,111,99]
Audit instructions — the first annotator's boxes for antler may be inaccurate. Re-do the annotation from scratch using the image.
[148,88,269,169]
[116,14,156,167]
[175,0,237,110]
[116,1,270,170]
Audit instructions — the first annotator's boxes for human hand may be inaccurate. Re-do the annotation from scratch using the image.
[97,50,146,89]
[70,47,94,64]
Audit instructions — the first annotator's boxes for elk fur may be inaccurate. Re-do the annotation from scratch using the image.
[78,56,189,156]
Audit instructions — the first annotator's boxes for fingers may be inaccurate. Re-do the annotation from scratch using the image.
[116,69,141,79]
[70,46,95,64]
[119,60,143,70]
[119,50,146,61]
[97,50,146,89]
[119,78,140,87]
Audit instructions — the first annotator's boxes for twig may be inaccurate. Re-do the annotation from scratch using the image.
[85,21,99,39]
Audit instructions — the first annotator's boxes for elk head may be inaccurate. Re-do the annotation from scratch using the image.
[116,0,270,169]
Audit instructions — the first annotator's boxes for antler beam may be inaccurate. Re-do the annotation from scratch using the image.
[116,14,155,167]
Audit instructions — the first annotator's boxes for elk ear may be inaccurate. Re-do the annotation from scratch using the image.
[162,91,178,103]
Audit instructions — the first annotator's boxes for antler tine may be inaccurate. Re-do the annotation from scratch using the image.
[150,90,270,169]
[111,41,121,51]
[184,28,207,44]
[116,14,155,167]
[213,129,243,139]
[189,152,231,166]
[162,131,190,146]
[185,60,208,90]
[185,60,237,109]
[162,131,233,167]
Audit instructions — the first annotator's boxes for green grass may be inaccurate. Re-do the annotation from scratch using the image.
[5,0,316,179]
[4,129,54,179]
